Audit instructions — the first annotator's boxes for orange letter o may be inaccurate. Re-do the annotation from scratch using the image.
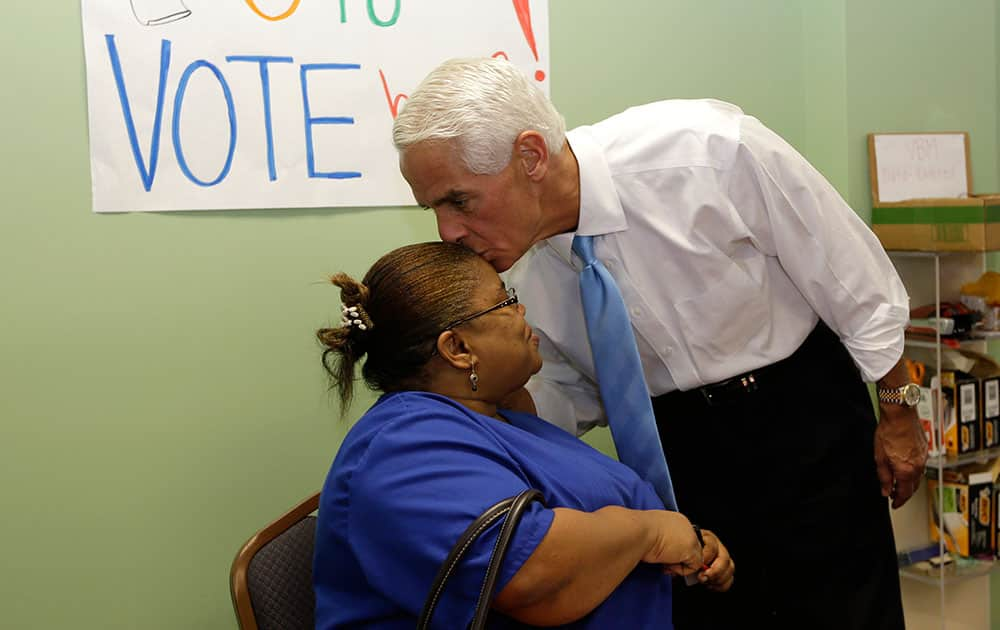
[244,0,302,21]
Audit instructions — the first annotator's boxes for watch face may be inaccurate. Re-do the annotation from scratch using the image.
[902,384,922,406]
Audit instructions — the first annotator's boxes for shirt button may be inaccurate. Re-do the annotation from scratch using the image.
[630,306,642,318]
[663,346,673,357]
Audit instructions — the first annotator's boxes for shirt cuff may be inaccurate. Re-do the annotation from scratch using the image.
[840,303,908,382]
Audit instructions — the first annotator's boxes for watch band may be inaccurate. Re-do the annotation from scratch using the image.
[877,383,920,407]
[877,388,904,404]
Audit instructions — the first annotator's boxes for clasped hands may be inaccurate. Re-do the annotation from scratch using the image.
[645,511,735,592]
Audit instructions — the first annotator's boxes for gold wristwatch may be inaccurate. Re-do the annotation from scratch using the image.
[876,383,922,407]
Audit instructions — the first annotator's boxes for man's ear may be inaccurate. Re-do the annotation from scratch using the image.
[514,131,549,181]
[435,330,476,369]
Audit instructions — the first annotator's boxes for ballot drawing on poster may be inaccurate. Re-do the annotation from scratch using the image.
[130,0,192,26]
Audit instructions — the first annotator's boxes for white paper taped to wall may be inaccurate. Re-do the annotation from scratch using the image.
[872,133,969,202]
[81,0,552,212]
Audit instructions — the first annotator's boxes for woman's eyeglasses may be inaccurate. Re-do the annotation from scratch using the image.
[443,287,518,331]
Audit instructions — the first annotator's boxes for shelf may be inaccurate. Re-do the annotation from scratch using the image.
[903,331,999,349]
[904,337,981,350]
[900,557,997,585]
[926,445,1000,470]
[887,250,991,258]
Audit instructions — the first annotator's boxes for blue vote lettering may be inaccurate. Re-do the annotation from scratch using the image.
[300,63,362,180]
[103,36,362,192]
[172,60,237,187]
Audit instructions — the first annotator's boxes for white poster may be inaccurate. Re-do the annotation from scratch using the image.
[872,133,969,203]
[81,1,550,212]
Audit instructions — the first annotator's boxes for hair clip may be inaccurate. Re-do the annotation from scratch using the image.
[340,304,369,331]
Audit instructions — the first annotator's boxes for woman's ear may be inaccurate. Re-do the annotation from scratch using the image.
[435,330,476,370]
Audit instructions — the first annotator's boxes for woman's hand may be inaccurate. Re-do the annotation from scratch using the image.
[640,511,704,577]
[697,529,734,591]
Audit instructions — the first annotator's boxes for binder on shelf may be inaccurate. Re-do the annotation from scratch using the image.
[940,371,981,457]
[983,376,1000,450]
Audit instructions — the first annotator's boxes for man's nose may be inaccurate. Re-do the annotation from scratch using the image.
[436,214,467,244]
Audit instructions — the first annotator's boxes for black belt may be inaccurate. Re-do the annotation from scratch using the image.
[699,371,762,406]
[692,322,835,406]
[658,322,841,408]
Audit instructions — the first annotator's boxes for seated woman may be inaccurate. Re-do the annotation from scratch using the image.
[313,242,734,629]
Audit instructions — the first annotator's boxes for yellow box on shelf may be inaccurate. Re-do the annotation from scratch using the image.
[928,463,994,558]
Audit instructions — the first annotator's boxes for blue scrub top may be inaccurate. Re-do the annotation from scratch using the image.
[313,391,674,629]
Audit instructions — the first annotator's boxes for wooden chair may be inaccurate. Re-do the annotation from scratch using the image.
[230,492,321,630]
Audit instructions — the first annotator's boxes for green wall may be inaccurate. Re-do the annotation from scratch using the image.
[844,0,1000,219]
[802,2,849,193]
[550,1,808,144]
[3,2,1000,628]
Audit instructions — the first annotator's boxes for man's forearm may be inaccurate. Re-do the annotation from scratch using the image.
[877,358,912,390]
[874,357,928,507]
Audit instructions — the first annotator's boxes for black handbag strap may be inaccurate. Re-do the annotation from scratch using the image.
[417,489,545,630]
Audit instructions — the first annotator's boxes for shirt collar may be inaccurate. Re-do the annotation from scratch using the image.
[545,126,628,265]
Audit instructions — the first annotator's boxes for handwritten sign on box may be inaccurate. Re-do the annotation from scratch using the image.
[868,132,971,204]
[81,0,550,213]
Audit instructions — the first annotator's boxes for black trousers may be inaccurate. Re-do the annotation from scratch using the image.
[654,322,904,630]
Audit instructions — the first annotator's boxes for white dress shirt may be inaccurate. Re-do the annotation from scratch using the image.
[505,99,909,436]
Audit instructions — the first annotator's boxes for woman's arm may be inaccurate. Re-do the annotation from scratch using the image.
[493,506,702,626]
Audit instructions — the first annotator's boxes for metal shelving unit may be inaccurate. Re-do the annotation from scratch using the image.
[927,445,1000,471]
[888,249,994,630]
[900,558,997,587]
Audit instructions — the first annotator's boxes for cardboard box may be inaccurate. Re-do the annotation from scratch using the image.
[871,197,1000,252]
[868,131,1000,251]
[928,465,993,557]
[939,371,981,456]
[982,376,1000,449]
[984,195,1000,249]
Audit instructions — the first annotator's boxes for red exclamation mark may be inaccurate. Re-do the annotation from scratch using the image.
[512,0,545,82]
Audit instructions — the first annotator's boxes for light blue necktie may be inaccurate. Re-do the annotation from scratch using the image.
[573,235,677,510]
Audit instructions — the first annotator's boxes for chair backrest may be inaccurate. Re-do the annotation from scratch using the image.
[231,492,321,630]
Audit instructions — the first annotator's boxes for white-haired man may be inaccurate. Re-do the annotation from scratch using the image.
[393,57,922,629]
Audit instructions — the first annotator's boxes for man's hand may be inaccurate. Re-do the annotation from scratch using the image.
[874,402,928,508]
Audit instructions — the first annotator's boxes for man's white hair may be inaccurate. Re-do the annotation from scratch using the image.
[392,57,566,175]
